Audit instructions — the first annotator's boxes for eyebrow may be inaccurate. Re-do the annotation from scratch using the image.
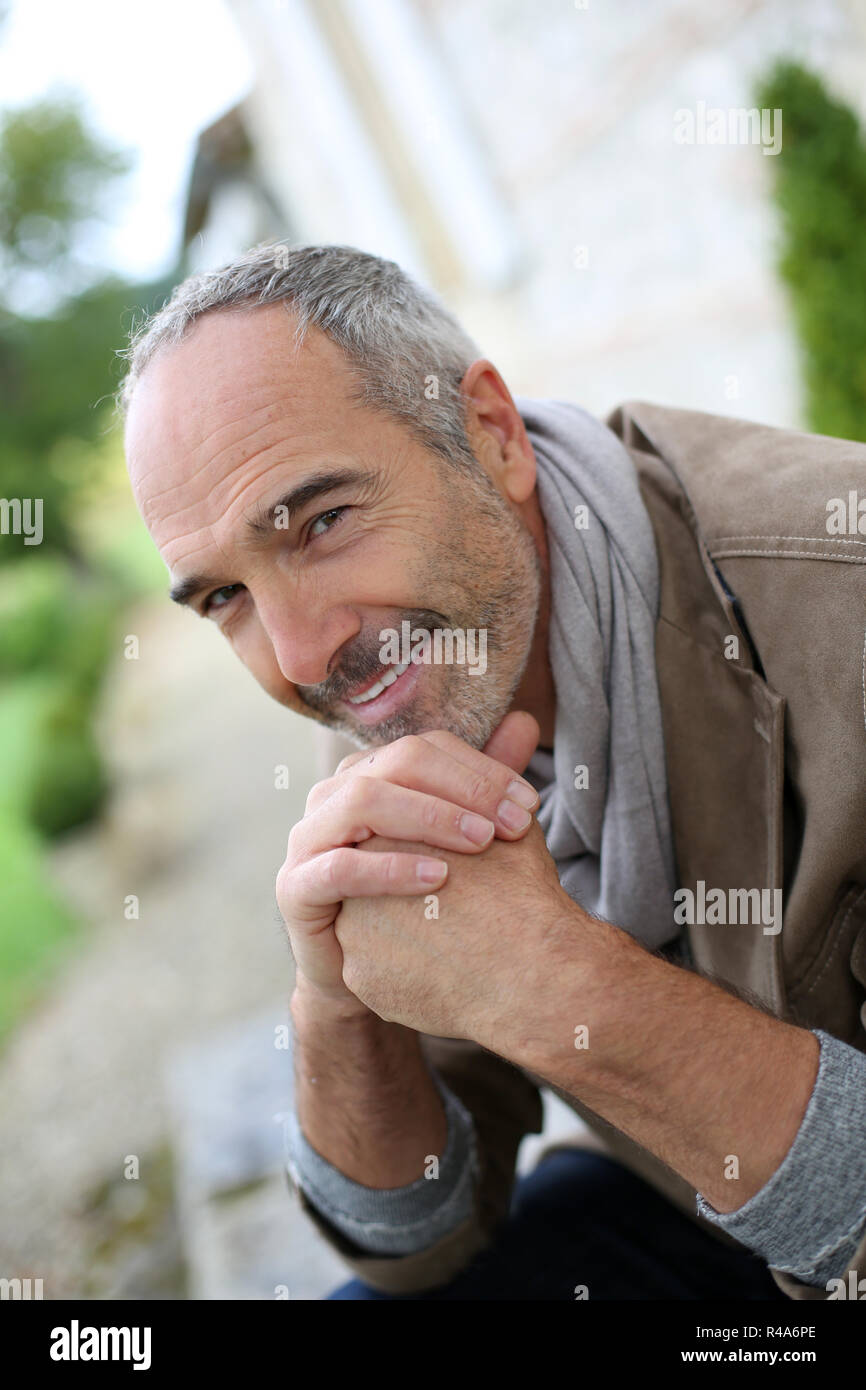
[168,467,376,608]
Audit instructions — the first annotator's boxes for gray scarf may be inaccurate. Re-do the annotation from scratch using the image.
[515,396,678,950]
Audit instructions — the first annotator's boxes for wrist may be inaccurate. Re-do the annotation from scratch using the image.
[495,905,637,1085]
[291,973,378,1030]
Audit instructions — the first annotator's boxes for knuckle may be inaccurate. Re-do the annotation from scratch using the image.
[275,862,293,907]
[284,821,309,871]
[420,795,442,833]
[396,733,425,765]
[305,777,333,814]
[467,770,493,805]
[323,847,348,892]
[383,851,404,887]
[346,774,376,812]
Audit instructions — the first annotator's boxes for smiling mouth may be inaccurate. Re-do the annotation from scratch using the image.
[346,660,410,705]
[338,658,422,725]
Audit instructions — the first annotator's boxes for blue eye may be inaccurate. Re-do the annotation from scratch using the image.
[308,506,348,540]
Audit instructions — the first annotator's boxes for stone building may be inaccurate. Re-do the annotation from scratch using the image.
[186,0,866,427]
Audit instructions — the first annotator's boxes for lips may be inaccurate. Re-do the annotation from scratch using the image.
[347,660,410,705]
[340,658,420,725]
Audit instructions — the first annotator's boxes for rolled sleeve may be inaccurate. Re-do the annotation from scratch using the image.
[695,1029,866,1294]
[285,1073,479,1256]
[283,1037,544,1295]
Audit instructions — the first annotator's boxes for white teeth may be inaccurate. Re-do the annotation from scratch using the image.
[348,661,409,705]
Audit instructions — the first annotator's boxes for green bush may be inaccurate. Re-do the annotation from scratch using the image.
[0,809,78,1045]
[755,60,866,441]
[0,556,118,833]
[0,554,120,1045]
[0,556,68,675]
[27,686,109,836]
[48,582,118,699]
[0,672,56,816]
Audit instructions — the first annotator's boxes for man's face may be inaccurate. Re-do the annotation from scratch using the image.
[124,302,542,750]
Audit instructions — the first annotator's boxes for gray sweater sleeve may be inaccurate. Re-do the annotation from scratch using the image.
[289,1025,866,1279]
[695,1028,866,1286]
[285,1071,479,1255]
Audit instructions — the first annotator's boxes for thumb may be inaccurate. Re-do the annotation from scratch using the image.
[482,710,541,776]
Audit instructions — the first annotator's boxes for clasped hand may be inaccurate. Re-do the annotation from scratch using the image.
[276,711,575,1040]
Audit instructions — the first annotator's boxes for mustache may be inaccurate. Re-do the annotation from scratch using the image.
[297,608,447,710]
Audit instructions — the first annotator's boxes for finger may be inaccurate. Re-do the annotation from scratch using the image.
[287,775,495,864]
[481,710,541,774]
[284,846,448,924]
[304,733,538,836]
[414,718,540,798]
[370,734,539,836]
[406,729,540,835]
[302,749,375,816]
[334,749,368,775]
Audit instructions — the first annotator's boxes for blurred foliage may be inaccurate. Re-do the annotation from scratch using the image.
[0,809,78,1048]
[28,697,108,837]
[0,558,117,833]
[0,92,174,1039]
[0,556,69,674]
[0,672,80,1045]
[755,60,866,441]
[0,97,130,295]
[0,280,146,558]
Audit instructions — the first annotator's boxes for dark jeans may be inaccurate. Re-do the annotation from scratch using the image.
[327,1148,791,1300]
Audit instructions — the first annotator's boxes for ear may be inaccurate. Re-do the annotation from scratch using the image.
[460,359,537,504]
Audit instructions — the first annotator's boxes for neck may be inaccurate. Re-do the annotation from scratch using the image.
[509,486,556,747]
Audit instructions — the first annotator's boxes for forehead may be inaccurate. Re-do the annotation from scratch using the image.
[124,302,366,538]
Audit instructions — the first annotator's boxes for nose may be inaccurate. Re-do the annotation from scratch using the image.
[256,590,359,689]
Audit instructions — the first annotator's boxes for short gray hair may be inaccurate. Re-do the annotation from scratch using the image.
[118,242,484,473]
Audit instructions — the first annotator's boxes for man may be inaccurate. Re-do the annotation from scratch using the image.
[121,242,866,1301]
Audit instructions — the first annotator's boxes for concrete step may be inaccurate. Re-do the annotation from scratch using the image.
[164,1004,346,1300]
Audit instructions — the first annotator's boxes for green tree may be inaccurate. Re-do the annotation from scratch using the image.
[0,98,139,560]
[756,60,866,441]
[0,97,129,303]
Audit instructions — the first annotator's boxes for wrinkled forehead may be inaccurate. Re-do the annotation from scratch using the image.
[123,302,362,531]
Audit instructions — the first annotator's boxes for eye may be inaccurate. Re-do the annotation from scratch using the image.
[203,583,244,615]
[308,506,348,541]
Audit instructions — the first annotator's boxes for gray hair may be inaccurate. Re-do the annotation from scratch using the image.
[117,242,484,473]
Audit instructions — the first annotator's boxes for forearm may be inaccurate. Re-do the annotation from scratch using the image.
[695,1028,866,1285]
[498,912,820,1212]
[290,975,447,1187]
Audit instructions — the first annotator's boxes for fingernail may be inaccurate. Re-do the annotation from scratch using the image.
[460,812,495,845]
[506,779,538,809]
[497,799,532,831]
[418,859,447,882]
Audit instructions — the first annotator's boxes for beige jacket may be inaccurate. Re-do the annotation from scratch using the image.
[290,401,866,1299]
